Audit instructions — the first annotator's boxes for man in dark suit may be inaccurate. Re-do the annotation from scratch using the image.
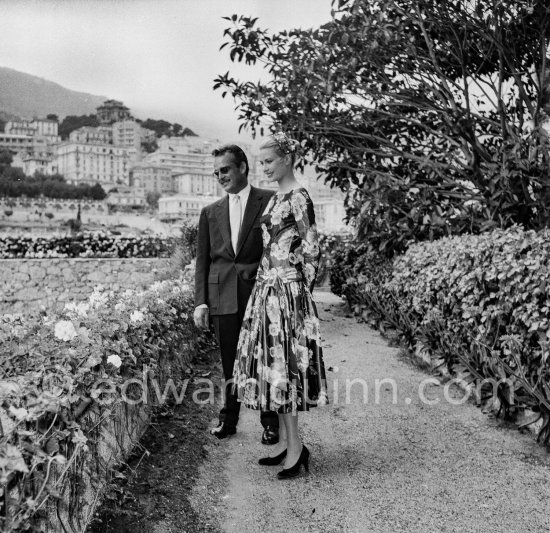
[194,144,279,443]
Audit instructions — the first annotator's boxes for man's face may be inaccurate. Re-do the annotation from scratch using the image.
[213,153,248,194]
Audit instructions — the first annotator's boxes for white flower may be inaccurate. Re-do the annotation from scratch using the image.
[54,320,78,342]
[150,281,164,293]
[115,302,126,312]
[130,310,145,324]
[107,354,122,368]
[89,287,108,309]
[64,301,89,317]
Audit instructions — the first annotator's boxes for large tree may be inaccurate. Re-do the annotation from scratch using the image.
[215,0,550,255]
[58,114,100,139]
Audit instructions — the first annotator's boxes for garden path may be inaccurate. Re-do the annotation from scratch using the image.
[190,291,550,533]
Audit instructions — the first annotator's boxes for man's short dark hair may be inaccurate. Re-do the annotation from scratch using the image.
[212,144,249,177]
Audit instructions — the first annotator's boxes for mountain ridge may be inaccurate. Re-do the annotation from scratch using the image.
[0,66,108,120]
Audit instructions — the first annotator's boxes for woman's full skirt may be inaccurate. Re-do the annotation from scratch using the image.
[233,271,328,414]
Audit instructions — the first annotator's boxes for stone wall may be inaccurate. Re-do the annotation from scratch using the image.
[0,258,171,314]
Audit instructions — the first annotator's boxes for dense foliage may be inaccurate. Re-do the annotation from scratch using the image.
[216,0,550,256]
[137,118,197,138]
[0,279,196,531]
[332,225,550,444]
[58,114,100,139]
[0,171,106,200]
[59,114,197,140]
[0,233,175,259]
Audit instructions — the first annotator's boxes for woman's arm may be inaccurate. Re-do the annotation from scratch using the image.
[291,189,321,292]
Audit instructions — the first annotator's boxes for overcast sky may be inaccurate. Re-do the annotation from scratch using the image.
[0,0,333,143]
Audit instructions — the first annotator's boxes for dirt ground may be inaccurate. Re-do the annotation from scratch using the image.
[90,291,550,533]
[87,348,224,533]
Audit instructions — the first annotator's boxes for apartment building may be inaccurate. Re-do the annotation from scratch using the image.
[5,118,59,139]
[106,186,147,209]
[69,126,113,145]
[11,152,57,176]
[96,99,132,125]
[173,171,220,196]
[0,134,40,154]
[144,136,214,174]
[112,120,156,166]
[56,142,130,187]
[1,118,59,157]
[158,194,214,222]
[130,163,174,193]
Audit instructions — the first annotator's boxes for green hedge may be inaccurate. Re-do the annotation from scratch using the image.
[333,225,550,444]
[0,277,200,531]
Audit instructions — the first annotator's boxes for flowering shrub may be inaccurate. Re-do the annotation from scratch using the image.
[335,226,550,444]
[0,232,176,258]
[0,278,197,531]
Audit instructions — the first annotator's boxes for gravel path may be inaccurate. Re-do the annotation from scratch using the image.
[191,291,550,533]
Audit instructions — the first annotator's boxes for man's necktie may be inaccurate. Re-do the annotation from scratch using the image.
[230,194,242,254]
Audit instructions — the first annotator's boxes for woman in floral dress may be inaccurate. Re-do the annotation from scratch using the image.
[233,132,328,479]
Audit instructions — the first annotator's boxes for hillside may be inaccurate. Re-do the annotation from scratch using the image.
[0,66,107,120]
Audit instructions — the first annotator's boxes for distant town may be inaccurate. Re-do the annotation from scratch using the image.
[0,99,347,232]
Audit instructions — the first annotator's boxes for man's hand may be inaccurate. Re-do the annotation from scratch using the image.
[194,307,210,329]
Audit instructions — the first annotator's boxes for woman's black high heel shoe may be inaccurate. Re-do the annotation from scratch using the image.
[258,449,287,466]
[277,445,309,479]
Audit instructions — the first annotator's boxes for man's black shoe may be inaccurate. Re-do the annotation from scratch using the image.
[261,426,279,445]
[210,423,236,440]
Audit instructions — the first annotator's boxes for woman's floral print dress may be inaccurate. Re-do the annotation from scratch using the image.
[233,187,328,413]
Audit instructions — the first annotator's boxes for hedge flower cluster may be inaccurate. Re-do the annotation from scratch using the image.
[0,232,175,258]
[332,225,550,443]
[0,277,195,531]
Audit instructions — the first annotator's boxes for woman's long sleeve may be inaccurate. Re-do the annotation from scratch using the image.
[291,190,320,292]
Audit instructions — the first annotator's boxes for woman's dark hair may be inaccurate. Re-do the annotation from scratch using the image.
[212,144,249,177]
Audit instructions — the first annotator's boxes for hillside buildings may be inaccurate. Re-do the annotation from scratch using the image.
[0,99,347,230]
[12,152,57,176]
[69,126,112,145]
[113,120,155,153]
[5,118,59,139]
[96,99,132,125]
[56,143,130,187]
[158,195,214,222]
[130,163,173,193]
[0,118,59,156]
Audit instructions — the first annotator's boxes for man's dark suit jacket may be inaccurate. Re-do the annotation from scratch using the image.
[195,186,274,316]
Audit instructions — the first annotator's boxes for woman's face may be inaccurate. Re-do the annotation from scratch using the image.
[259,146,289,184]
